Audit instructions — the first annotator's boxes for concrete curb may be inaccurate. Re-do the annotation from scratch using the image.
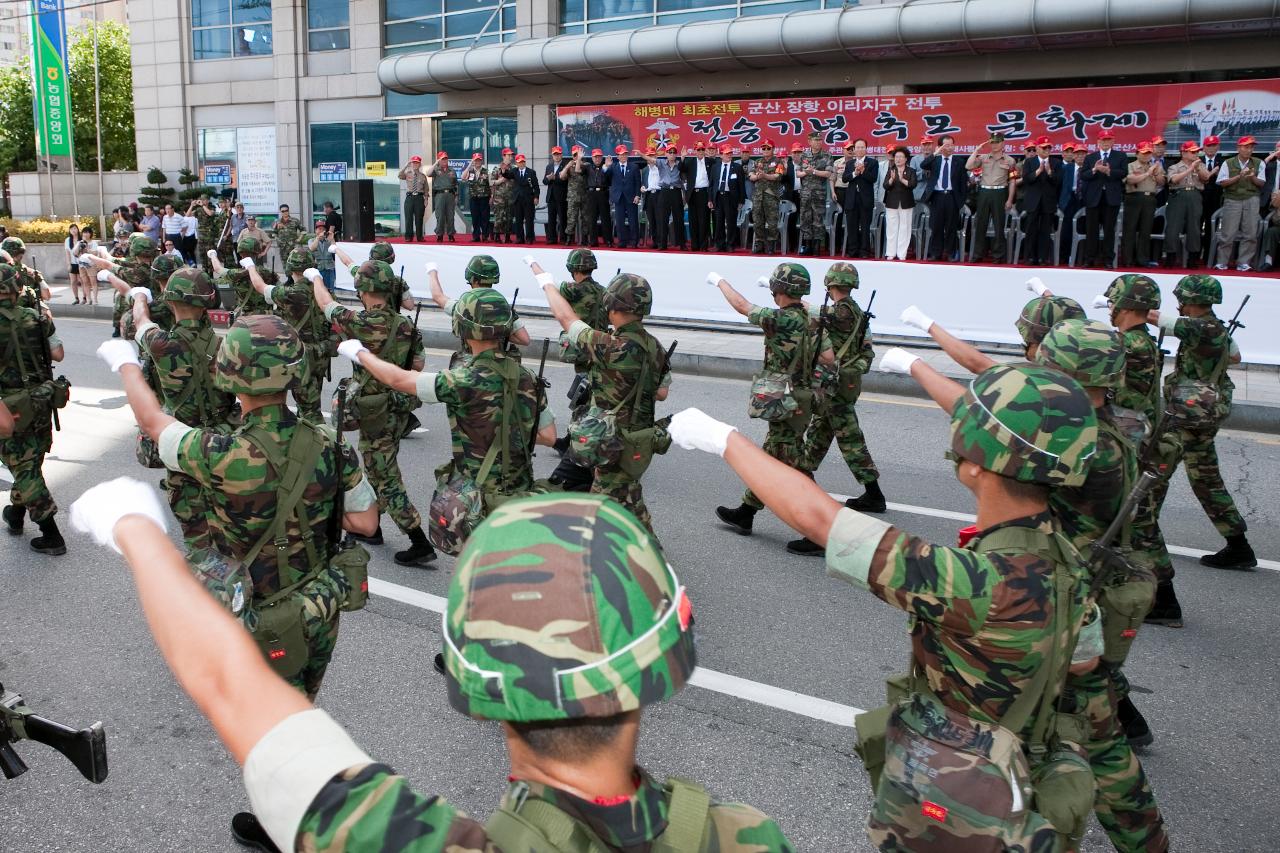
[55,301,1280,435]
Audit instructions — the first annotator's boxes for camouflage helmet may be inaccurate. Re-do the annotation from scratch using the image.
[566,248,598,273]
[236,234,262,257]
[1034,319,1126,390]
[1015,295,1086,347]
[768,262,811,298]
[1172,274,1222,306]
[354,259,399,296]
[369,242,396,263]
[150,253,184,284]
[162,267,219,308]
[285,247,316,273]
[465,254,500,285]
[452,287,512,341]
[0,237,25,257]
[127,234,158,260]
[948,363,1098,487]
[823,262,859,290]
[603,273,652,316]
[0,263,18,299]
[443,494,695,722]
[1106,274,1161,312]
[212,314,303,395]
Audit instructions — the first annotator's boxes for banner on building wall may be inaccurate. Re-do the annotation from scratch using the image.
[364,161,387,177]
[203,164,233,185]
[556,79,1280,156]
[29,0,73,158]
[236,126,278,212]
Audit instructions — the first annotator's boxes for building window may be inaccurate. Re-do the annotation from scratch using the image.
[197,126,280,213]
[308,0,349,51]
[192,0,273,59]
[560,0,850,32]
[309,121,402,235]
[437,116,516,166]
[383,0,516,56]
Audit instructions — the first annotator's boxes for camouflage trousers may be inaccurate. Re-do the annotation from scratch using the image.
[1149,421,1246,540]
[287,573,344,700]
[798,192,827,242]
[165,468,211,553]
[359,416,422,536]
[592,467,654,537]
[799,394,878,485]
[112,291,127,334]
[291,349,329,422]
[752,194,780,250]
[0,427,55,521]
[744,419,804,510]
[1062,666,1169,853]
[565,193,585,244]
[492,194,513,237]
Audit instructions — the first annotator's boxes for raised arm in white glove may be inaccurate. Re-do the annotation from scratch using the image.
[206,249,219,260]
[96,269,111,283]
[96,339,141,372]
[328,244,338,254]
[238,256,256,269]
[425,261,438,274]
[878,347,921,375]
[70,477,169,554]
[668,407,737,457]
[337,338,368,364]
[128,287,152,304]
[522,255,537,267]
[706,272,724,287]
[1025,276,1048,296]
[1092,294,1110,309]
[303,267,321,281]
[899,305,934,333]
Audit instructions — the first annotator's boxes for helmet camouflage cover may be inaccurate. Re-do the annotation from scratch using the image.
[452,287,512,341]
[163,267,219,308]
[1172,274,1222,306]
[285,247,316,273]
[566,248,598,273]
[236,234,261,257]
[150,253,184,283]
[127,234,158,260]
[212,314,303,395]
[603,273,652,316]
[369,242,396,263]
[465,254,500,285]
[949,363,1097,487]
[1015,295,1086,347]
[1034,319,1126,390]
[443,494,696,722]
[0,263,17,298]
[768,262,811,298]
[824,262,859,290]
[1105,274,1161,312]
[354,259,399,295]
[0,237,25,256]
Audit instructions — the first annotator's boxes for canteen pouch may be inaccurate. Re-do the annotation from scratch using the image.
[617,426,658,479]
[330,541,370,612]
[354,392,391,436]
[135,426,164,469]
[567,404,623,469]
[835,364,865,403]
[852,673,912,792]
[1164,379,1221,424]
[787,385,816,433]
[428,460,486,557]
[330,385,360,431]
[1,389,39,435]
[250,594,309,680]
[1097,565,1156,666]
[388,389,422,415]
[1029,740,1094,847]
[747,370,798,421]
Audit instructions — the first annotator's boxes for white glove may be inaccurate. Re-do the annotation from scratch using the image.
[756,275,770,289]
[706,271,723,287]
[534,272,555,288]
[337,339,368,364]
[206,249,218,260]
[239,256,256,269]
[899,305,934,332]
[522,255,537,267]
[96,269,110,283]
[879,347,921,375]
[327,244,338,254]
[1025,276,1048,296]
[96,339,141,372]
[70,476,169,554]
[425,261,438,274]
[668,407,737,457]
[1092,294,1110,309]
[303,267,321,281]
[128,287,152,305]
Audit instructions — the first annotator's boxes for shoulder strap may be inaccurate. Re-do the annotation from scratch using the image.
[653,778,711,853]
[1096,412,1137,548]
[165,326,217,425]
[1,307,39,386]
[484,784,612,853]
[832,303,865,364]
[784,311,812,382]
[609,331,658,415]
[1207,321,1234,387]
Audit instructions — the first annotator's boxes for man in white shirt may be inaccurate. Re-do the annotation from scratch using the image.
[180,213,199,266]
[682,142,714,251]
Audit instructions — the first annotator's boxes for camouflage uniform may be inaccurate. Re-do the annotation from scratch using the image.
[192,201,226,277]
[2,239,46,314]
[464,158,492,240]
[135,268,235,553]
[114,236,167,342]
[267,248,333,421]
[221,235,277,318]
[564,154,587,244]
[750,152,784,253]
[254,495,792,851]
[269,216,303,270]
[1016,294,1086,355]
[156,314,374,698]
[490,161,514,241]
[548,249,607,493]
[826,364,1098,851]
[798,143,832,250]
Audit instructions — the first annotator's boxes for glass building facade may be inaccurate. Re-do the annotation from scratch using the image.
[307,0,350,51]
[191,0,273,59]
[310,122,402,235]
[383,0,517,57]
[560,0,850,32]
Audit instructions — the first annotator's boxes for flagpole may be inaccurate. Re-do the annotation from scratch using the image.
[92,0,105,238]
[62,0,80,220]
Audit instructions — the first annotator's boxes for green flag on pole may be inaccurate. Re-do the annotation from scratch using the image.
[29,0,74,159]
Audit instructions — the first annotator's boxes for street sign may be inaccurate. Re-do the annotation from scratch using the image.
[364,161,386,177]
[318,162,347,182]
[203,164,232,184]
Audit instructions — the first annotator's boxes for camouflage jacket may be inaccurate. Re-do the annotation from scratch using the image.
[193,205,226,243]
[269,274,331,346]
[15,264,45,311]
[826,508,1087,741]
[271,218,304,257]
[419,349,548,494]
[465,165,491,198]
[297,762,794,852]
[136,316,235,428]
[569,319,671,428]
[118,260,174,338]
[560,276,607,369]
[810,297,871,371]
[0,304,55,393]
[325,302,425,395]
[749,303,827,381]
[1163,311,1236,403]
[159,404,365,594]
[219,268,277,317]
[799,151,832,195]
[1115,325,1161,424]
[1051,405,1134,556]
[750,156,784,198]
[490,166,514,201]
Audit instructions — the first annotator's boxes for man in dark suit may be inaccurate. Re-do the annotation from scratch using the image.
[680,142,715,251]
[1080,130,1128,268]
[1057,143,1086,264]
[919,134,966,261]
[1199,136,1227,262]
[781,143,806,250]
[582,148,612,247]
[1020,136,1062,265]
[607,145,642,249]
[709,144,745,252]
[840,139,878,258]
[508,154,540,244]
[543,146,568,244]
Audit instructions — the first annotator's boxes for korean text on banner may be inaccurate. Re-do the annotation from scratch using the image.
[29,0,73,158]
[236,126,278,212]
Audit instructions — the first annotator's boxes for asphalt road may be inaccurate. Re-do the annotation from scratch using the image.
[2,316,1278,851]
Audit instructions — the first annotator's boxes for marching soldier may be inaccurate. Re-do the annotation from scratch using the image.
[310,260,435,567]
[426,152,459,243]
[427,254,531,353]
[83,234,161,339]
[461,153,491,242]
[209,235,277,318]
[190,195,224,277]
[749,140,784,254]
[333,241,413,310]
[788,263,883,556]
[965,132,1017,262]
[97,253,181,343]
[561,144,588,245]
[490,148,516,244]
[546,248,607,492]
[797,131,833,256]
[0,237,51,312]
[0,262,67,555]
[268,204,303,268]
[710,264,833,538]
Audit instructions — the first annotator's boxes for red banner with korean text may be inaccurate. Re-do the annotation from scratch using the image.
[555,79,1280,157]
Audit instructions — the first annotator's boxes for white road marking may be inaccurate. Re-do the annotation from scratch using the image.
[368,577,864,727]
[832,494,1280,573]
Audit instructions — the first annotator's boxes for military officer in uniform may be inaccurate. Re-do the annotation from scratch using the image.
[560,144,588,245]
[426,152,459,243]
[461,153,491,242]
[1120,140,1166,268]
[490,148,516,243]
[397,156,428,242]
[543,145,569,244]
[1163,141,1212,267]
[749,140,784,254]
[965,132,1017,262]
[797,131,833,256]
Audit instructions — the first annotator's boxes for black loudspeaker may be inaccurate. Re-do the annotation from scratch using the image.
[341,179,375,242]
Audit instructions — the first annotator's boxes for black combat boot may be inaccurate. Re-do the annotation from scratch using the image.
[3,504,25,535]
[231,812,282,852]
[432,652,446,675]
[1199,534,1257,570]
[845,480,886,513]
[1116,694,1154,748]
[786,537,824,556]
[394,527,437,567]
[1144,579,1183,628]
[715,503,756,535]
[30,517,66,556]
[346,524,383,546]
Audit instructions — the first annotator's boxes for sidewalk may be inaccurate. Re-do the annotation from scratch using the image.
[49,285,1280,433]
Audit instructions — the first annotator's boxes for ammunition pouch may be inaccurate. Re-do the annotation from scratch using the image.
[135,427,164,469]
[566,404,623,469]
[2,378,69,436]
[1096,559,1156,666]
[330,540,370,612]
[249,590,309,680]
[615,416,673,480]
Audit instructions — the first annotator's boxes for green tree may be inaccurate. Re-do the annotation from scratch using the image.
[139,166,176,209]
[67,20,136,172]
[0,66,37,183]
[176,167,217,203]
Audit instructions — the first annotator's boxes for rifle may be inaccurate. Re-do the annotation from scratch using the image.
[1,682,107,783]
[403,304,423,369]
[327,380,349,551]
[39,318,60,432]
[529,338,550,456]
[1223,294,1250,339]
[1088,470,1158,599]
[853,289,877,353]
[809,292,830,374]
